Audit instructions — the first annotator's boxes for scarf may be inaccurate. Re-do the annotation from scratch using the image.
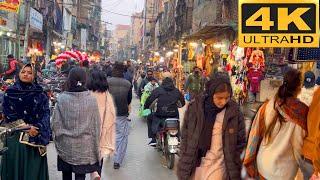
[198,95,225,156]
[244,98,308,178]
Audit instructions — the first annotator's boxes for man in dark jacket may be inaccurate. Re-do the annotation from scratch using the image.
[107,62,132,169]
[144,77,185,146]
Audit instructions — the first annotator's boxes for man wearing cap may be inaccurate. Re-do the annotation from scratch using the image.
[299,71,316,106]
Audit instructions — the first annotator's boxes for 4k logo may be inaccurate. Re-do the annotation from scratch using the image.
[239,0,319,48]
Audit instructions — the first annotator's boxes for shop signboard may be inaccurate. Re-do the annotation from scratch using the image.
[239,0,319,48]
[80,28,87,51]
[30,8,43,32]
[0,0,22,13]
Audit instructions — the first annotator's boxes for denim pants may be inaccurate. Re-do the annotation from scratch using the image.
[299,158,314,180]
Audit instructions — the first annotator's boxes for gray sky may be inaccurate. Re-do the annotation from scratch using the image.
[102,0,144,30]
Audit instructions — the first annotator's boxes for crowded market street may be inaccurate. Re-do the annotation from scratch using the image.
[47,96,178,180]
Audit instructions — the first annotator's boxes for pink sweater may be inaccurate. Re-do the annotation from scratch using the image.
[91,91,116,157]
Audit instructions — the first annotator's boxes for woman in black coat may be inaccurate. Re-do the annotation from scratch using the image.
[177,72,246,180]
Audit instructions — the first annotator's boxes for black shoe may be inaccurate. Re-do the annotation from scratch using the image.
[113,163,120,169]
[148,138,156,147]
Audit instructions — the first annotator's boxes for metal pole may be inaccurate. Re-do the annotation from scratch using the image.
[45,22,51,64]
[23,0,30,61]
[16,10,20,59]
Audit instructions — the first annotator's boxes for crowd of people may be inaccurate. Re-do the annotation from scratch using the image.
[0,54,319,180]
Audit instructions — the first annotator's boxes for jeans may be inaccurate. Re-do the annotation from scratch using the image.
[299,158,314,180]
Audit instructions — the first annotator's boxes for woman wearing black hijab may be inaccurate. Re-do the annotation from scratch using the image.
[177,72,246,180]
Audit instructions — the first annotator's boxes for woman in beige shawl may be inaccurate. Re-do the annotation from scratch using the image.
[87,70,116,180]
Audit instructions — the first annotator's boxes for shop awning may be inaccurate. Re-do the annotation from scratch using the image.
[183,25,234,41]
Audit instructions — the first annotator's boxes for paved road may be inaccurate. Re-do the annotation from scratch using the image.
[48,96,178,180]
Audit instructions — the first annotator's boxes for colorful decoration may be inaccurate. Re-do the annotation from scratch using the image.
[0,0,22,13]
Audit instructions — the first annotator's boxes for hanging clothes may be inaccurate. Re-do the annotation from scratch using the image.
[247,69,263,93]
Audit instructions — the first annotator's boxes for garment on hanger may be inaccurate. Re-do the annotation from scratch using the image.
[249,49,265,69]
[235,47,245,61]
[247,68,263,93]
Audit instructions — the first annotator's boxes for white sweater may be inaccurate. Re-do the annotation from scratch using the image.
[257,98,306,180]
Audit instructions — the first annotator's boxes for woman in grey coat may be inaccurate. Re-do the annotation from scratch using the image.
[52,67,101,180]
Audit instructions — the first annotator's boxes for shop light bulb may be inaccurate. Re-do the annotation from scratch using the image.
[174,49,178,52]
[214,43,226,48]
[166,51,174,57]
[189,42,198,47]
[6,32,11,36]
[163,47,166,51]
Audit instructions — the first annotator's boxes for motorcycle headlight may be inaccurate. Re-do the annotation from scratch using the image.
[168,130,178,136]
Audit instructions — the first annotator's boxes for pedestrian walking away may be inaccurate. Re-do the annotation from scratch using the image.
[108,62,132,169]
[52,67,102,180]
[87,70,116,180]
[244,69,308,180]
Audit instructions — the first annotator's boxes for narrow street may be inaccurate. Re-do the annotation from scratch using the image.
[47,95,178,180]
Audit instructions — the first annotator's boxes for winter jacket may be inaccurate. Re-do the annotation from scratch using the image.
[91,91,116,157]
[144,78,185,118]
[4,59,19,80]
[185,74,205,94]
[303,87,320,173]
[177,96,246,180]
[107,77,132,116]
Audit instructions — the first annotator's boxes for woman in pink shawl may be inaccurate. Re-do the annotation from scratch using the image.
[87,70,116,180]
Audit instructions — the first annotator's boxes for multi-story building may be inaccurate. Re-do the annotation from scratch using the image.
[111,24,131,61]
[130,12,143,60]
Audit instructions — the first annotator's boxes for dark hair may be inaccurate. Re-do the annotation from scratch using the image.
[87,70,109,92]
[206,72,232,96]
[66,67,87,92]
[193,66,200,71]
[82,60,89,68]
[147,70,153,74]
[7,54,14,59]
[112,62,125,78]
[141,73,146,78]
[264,68,302,142]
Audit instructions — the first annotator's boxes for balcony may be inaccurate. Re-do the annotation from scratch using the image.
[192,0,218,33]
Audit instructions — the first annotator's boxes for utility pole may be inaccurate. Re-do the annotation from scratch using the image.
[23,0,31,61]
[16,9,20,59]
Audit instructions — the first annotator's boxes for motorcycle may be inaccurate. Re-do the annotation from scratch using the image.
[156,118,180,169]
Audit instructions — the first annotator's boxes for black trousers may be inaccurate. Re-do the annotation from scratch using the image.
[147,114,155,139]
[62,172,85,180]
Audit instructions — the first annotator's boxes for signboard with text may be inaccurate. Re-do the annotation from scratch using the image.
[0,0,22,13]
[239,0,319,48]
[30,8,43,32]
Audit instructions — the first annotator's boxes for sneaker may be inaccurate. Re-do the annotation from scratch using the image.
[148,138,156,147]
[114,163,120,169]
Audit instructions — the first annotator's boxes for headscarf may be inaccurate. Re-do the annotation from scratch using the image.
[244,97,308,178]
[3,64,51,145]
[204,72,232,123]
[198,72,232,153]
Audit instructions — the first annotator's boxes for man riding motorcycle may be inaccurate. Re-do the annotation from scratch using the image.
[144,77,185,146]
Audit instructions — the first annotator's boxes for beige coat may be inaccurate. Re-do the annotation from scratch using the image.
[91,91,116,157]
